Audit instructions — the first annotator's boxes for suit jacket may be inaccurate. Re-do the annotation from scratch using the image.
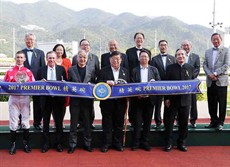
[151,54,176,80]
[22,48,45,80]
[101,52,129,69]
[165,63,194,107]
[131,65,161,105]
[126,47,151,75]
[72,52,100,82]
[203,47,230,87]
[187,53,200,78]
[37,65,67,107]
[98,66,129,110]
[68,64,96,105]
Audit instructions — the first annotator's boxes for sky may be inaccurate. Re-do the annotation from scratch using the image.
[2,0,230,29]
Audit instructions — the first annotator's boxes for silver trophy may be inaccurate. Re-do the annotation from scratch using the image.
[115,78,127,85]
[15,71,29,83]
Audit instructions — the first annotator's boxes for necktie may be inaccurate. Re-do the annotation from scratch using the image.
[213,47,219,51]
[50,68,55,80]
[162,54,167,57]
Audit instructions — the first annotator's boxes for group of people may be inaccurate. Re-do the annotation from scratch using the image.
[3,31,229,155]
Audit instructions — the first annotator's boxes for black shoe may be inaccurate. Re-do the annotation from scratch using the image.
[216,125,223,131]
[91,124,96,129]
[174,123,179,127]
[67,147,76,154]
[142,144,151,151]
[84,146,93,152]
[204,124,216,128]
[41,144,49,153]
[56,144,63,152]
[154,123,161,129]
[131,145,139,151]
[23,143,31,153]
[101,146,109,153]
[190,123,196,128]
[177,145,188,152]
[34,125,42,131]
[115,146,124,152]
[9,142,16,155]
[77,124,83,129]
[164,145,172,152]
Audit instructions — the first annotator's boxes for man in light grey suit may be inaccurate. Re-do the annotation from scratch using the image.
[203,33,230,131]
[181,40,200,128]
[68,50,96,153]
[72,39,100,129]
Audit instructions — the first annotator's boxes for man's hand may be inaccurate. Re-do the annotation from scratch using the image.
[208,74,217,81]
[106,80,115,86]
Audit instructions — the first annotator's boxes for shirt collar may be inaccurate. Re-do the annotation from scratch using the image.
[140,65,148,69]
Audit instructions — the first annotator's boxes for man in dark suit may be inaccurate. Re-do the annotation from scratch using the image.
[203,33,230,131]
[131,49,160,151]
[67,50,97,153]
[181,40,200,128]
[72,39,99,129]
[164,49,194,152]
[22,32,46,131]
[101,39,128,69]
[126,32,151,126]
[37,51,67,153]
[151,40,176,128]
[98,51,129,152]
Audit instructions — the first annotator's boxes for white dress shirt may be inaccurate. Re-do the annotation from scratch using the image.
[47,66,56,81]
[140,65,148,82]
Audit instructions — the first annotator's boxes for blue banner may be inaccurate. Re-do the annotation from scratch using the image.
[109,80,201,99]
[0,80,201,99]
[0,81,94,98]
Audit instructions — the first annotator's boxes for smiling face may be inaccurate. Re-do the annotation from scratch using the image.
[181,40,192,54]
[55,45,64,58]
[139,52,149,66]
[25,34,35,49]
[46,52,57,68]
[176,49,186,65]
[110,54,121,70]
[159,41,168,54]
[77,50,88,67]
[211,34,222,48]
[80,40,90,52]
[15,53,26,66]
[109,40,118,52]
[134,33,144,48]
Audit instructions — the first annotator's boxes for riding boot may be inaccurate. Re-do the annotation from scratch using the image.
[23,129,31,153]
[9,130,16,155]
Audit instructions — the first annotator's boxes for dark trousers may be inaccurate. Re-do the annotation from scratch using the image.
[101,100,126,147]
[78,100,95,125]
[190,94,198,124]
[207,82,227,126]
[154,95,163,125]
[164,105,190,146]
[33,96,42,126]
[69,99,92,148]
[132,98,153,147]
[42,97,64,146]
